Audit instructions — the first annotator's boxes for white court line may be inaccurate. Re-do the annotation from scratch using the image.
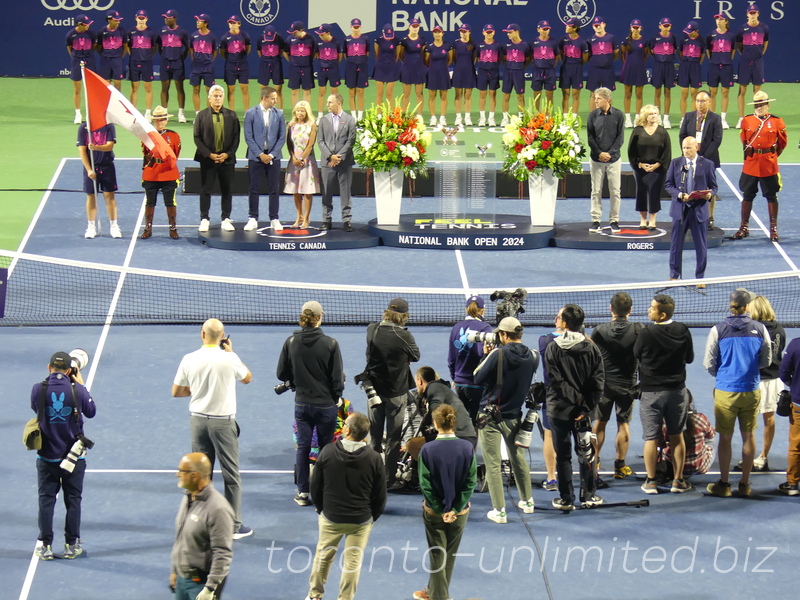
[454,249,471,298]
[716,168,800,271]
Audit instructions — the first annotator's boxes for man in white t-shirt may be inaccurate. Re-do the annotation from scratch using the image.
[172,318,253,538]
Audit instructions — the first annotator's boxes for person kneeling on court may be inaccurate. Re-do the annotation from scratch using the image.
[141,106,182,239]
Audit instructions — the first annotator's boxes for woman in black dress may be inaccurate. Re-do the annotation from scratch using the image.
[628,104,671,229]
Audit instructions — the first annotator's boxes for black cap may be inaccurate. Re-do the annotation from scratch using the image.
[50,351,72,370]
[388,298,408,314]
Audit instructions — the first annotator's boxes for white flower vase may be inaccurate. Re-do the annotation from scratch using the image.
[528,168,558,226]
[374,168,404,226]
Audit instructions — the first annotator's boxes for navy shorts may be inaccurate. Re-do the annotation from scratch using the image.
[98,56,125,81]
[224,64,249,85]
[707,63,734,88]
[129,61,155,82]
[651,61,676,88]
[83,164,118,194]
[738,59,765,86]
[502,69,526,94]
[288,65,315,90]
[190,72,215,87]
[160,60,185,81]
[258,60,284,86]
[345,62,369,88]
[318,66,341,87]
[531,67,556,91]
[476,68,500,91]
[70,56,95,81]
[586,65,615,91]
[677,61,702,88]
[559,63,583,89]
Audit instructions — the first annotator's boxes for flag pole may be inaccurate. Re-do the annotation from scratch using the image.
[80,62,101,234]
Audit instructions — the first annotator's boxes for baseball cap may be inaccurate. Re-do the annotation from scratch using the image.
[538,20,551,29]
[565,18,580,27]
[592,16,605,26]
[683,21,699,34]
[382,24,394,38]
[630,19,643,28]
[730,288,754,308]
[288,20,306,33]
[107,10,123,21]
[659,17,672,26]
[75,15,93,25]
[432,25,443,32]
[227,15,241,24]
[496,316,522,333]
[388,298,409,314]
[466,295,485,309]
[459,23,471,32]
[194,14,211,23]
[747,3,760,13]
[502,23,520,32]
[409,18,421,27]
[316,23,332,34]
[162,9,178,19]
[483,24,496,32]
[50,351,73,370]
[263,25,277,40]
[135,10,148,18]
[351,18,362,27]
[713,13,729,19]
[302,300,324,316]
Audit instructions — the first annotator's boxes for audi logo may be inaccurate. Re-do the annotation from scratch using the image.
[41,0,115,10]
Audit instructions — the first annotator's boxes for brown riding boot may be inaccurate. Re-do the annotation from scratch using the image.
[768,202,779,242]
[167,206,180,239]
[732,201,753,239]
[140,206,155,239]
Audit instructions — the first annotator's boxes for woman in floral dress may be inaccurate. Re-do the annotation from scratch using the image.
[284,100,320,228]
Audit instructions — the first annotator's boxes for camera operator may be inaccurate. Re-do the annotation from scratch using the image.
[415,366,477,448]
[361,298,420,489]
[277,301,345,506]
[473,317,537,523]
[172,318,253,539]
[31,351,96,560]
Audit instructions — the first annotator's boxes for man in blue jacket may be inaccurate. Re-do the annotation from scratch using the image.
[704,288,771,497]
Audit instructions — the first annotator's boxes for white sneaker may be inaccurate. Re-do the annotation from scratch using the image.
[198,218,210,232]
[487,508,507,524]
[464,114,473,126]
[221,218,235,231]
[624,114,633,128]
[455,114,463,126]
[429,116,438,127]
[439,115,447,127]
[663,115,671,129]
[84,222,96,239]
[721,118,730,130]
[178,109,187,123]
[144,109,152,121]
[500,113,510,127]
[110,223,122,238]
[488,114,497,127]
[736,117,743,129]
[244,218,258,231]
[518,498,535,514]
[270,218,283,232]
[74,111,82,124]
[477,114,486,127]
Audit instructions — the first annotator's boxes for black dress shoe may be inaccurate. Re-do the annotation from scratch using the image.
[320,221,332,231]
[343,222,354,232]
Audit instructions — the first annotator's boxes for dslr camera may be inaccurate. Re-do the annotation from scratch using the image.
[60,433,94,473]
[466,330,498,346]
[274,380,295,395]
[354,372,382,408]
[475,403,501,430]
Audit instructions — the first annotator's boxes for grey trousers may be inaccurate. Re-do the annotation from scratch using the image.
[478,417,533,510]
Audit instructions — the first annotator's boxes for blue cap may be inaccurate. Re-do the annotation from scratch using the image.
[747,4,760,13]
[263,25,276,40]
[227,15,241,24]
[659,17,672,26]
[351,18,361,27]
[316,23,332,34]
[592,16,605,25]
[502,23,520,32]
[382,24,394,38]
[459,23,471,32]
[288,21,305,32]
[683,21,699,34]
[630,19,643,28]
[538,20,551,29]
[466,295,485,309]
[409,18,421,26]
[162,9,178,19]
[135,10,147,18]
[106,10,123,20]
[76,14,93,25]
[194,14,210,23]
[483,24,496,32]
[565,18,580,27]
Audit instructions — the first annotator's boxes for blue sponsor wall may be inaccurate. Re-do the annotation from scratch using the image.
[8,0,796,82]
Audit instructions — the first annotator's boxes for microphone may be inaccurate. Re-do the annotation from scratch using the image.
[682,163,689,172]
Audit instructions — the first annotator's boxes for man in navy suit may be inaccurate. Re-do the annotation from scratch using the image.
[317,93,356,231]
[665,136,718,284]
[244,86,286,231]
[678,90,722,229]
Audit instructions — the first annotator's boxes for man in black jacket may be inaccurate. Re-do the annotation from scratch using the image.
[545,304,605,510]
[277,301,344,506]
[415,366,477,447]
[362,298,420,488]
[308,412,386,600]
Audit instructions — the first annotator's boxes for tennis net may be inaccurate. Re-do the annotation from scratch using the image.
[1,249,799,327]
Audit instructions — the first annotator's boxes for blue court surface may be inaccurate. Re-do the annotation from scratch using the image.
[5,159,800,600]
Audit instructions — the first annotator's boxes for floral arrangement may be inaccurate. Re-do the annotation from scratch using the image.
[501,100,585,181]
[353,100,433,178]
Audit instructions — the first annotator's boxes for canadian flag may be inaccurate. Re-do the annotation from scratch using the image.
[82,68,176,163]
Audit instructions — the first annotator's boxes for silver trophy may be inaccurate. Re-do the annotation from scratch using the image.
[441,126,459,145]
[475,143,492,157]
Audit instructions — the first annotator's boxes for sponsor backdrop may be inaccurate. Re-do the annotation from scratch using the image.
[10,0,796,81]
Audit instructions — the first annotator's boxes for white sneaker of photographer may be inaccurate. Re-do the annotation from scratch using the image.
[244,218,259,231]
[198,219,210,232]
[221,218,235,231]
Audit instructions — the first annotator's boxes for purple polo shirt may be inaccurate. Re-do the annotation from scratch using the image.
[649,33,677,63]
[287,34,315,67]
[345,34,369,64]
[587,33,618,67]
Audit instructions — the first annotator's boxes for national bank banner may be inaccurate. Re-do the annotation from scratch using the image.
[10,0,796,81]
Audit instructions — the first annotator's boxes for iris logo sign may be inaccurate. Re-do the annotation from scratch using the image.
[557,0,596,27]
[242,0,280,26]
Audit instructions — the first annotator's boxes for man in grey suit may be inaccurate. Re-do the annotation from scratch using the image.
[317,93,356,231]
[244,87,286,231]
[679,90,722,229]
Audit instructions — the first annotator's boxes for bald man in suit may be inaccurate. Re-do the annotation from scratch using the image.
[317,93,357,231]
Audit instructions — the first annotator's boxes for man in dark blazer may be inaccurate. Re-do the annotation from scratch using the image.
[317,93,356,231]
[665,137,718,284]
[678,90,722,228]
[243,86,286,232]
[193,85,241,232]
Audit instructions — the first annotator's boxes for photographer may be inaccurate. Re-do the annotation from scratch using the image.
[415,366,477,448]
[277,301,344,506]
[473,317,537,523]
[362,298,420,488]
[31,351,96,560]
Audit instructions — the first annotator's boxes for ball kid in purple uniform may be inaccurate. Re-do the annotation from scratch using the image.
[706,13,736,128]
[677,21,705,119]
[620,19,648,128]
[585,16,619,112]
[559,18,588,116]
[127,10,156,119]
[77,123,121,239]
[257,26,286,107]
[315,24,342,120]
[96,10,127,90]
[475,24,503,127]
[283,21,316,107]
[649,17,677,128]
[530,20,559,110]
[735,4,769,128]
[157,10,190,122]
[424,25,453,127]
[373,24,399,108]
[451,24,477,128]
[500,23,530,126]
[399,18,427,112]
[344,18,370,120]
[220,15,251,111]
[189,14,217,116]
[66,15,96,123]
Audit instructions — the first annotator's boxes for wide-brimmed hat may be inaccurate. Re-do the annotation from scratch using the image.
[151,105,173,119]
[747,90,776,105]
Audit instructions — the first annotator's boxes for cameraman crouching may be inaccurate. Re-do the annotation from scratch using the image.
[473,317,538,523]
[277,301,344,506]
[31,352,96,560]
[415,366,477,448]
